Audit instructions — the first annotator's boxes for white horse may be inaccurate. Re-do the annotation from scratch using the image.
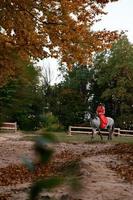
[85,112,115,140]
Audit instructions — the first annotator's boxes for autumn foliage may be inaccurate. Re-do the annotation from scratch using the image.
[0,0,119,85]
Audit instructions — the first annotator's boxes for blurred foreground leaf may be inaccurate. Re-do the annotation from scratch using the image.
[22,156,35,172]
[30,177,64,200]
[25,133,81,199]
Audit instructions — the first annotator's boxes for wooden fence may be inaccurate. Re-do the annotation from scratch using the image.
[0,122,17,133]
[68,126,133,137]
[119,129,133,137]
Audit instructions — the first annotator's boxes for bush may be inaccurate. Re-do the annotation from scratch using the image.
[116,114,133,130]
[42,113,64,132]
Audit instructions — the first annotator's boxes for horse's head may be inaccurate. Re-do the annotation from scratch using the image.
[84,112,90,121]
[84,111,97,121]
[89,112,98,119]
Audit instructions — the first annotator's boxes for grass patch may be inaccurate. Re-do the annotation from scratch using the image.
[112,135,133,144]
[21,131,133,144]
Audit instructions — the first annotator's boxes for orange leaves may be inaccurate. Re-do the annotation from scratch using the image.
[0,149,80,186]
[0,0,120,85]
[92,30,120,52]
[104,144,133,183]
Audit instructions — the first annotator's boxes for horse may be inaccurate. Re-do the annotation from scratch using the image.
[84,112,115,140]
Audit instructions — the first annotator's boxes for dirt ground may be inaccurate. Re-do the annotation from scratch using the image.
[0,132,133,200]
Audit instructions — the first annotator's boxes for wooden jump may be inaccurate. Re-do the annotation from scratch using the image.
[0,122,17,133]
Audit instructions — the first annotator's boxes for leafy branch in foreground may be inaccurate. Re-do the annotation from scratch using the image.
[23,133,81,200]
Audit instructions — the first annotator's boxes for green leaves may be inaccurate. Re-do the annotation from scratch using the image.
[34,134,56,164]
[22,132,82,200]
[0,61,45,130]
[30,177,64,200]
[92,36,133,128]
[22,157,35,172]
[24,133,60,199]
[48,65,92,128]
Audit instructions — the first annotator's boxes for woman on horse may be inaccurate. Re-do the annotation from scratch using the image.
[96,103,108,129]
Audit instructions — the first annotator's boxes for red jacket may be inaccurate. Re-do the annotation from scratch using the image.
[96,105,107,128]
[96,105,105,116]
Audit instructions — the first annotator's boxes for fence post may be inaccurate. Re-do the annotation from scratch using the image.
[67,126,72,136]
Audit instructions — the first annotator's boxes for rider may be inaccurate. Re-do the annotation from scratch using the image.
[96,103,108,129]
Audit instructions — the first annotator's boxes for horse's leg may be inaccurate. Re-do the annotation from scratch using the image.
[99,130,103,140]
[110,130,113,140]
[108,129,112,140]
[109,124,114,140]
[107,128,109,140]
[91,128,96,140]
[91,129,94,140]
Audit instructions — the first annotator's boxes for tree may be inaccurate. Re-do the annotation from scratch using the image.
[91,36,133,129]
[47,65,93,128]
[0,62,45,130]
[0,0,119,85]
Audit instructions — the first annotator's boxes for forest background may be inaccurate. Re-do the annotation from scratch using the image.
[0,0,133,131]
